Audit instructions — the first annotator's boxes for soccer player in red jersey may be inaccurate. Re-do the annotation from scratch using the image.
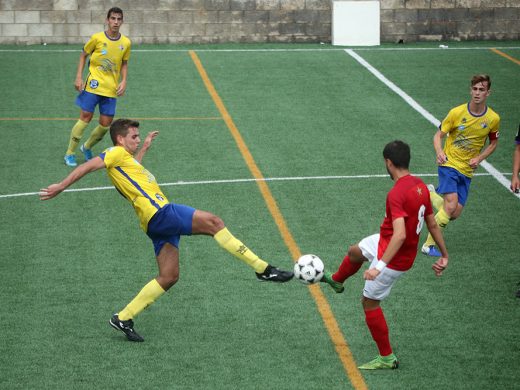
[321,140,449,370]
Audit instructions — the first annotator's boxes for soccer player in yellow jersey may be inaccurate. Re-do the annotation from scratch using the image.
[64,7,131,167]
[422,74,500,256]
[41,119,293,342]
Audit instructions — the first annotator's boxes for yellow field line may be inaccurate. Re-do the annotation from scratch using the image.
[490,48,520,65]
[189,50,368,390]
[0,117,222,121]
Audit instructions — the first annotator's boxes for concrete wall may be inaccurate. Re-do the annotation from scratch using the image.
[0,0,518,45]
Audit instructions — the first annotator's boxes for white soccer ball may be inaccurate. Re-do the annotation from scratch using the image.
[294,254,324,284]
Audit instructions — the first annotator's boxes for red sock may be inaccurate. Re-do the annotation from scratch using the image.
[364,307,392,356]
[332,255,362,283]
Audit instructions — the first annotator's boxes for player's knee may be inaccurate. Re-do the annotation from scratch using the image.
[209,214,225,233]
[80,111,93,122]
[99,117,113,127]
[347,245,364,263]
[161,273,179,291]
[443,200,459,216]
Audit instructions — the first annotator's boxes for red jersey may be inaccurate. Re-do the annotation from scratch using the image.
[378,174,433,271]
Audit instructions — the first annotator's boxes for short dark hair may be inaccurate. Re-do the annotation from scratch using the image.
[471,74,491,89]
[107,7,123,19]
[383,140,410,169]
[110,118,139,145]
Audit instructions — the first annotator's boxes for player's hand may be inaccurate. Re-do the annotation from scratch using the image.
[142,131,159,150]
[469,157,480,170]
[432,257,448,277]
[74,77,83,92]
[436,152,448,165]
[39,184,64,201]
[116,81,127,96]
[511,176,520,193]
[364,268,380,281]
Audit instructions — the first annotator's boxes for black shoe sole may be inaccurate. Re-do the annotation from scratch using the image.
[256,273,294,282]
[109,318,144,342]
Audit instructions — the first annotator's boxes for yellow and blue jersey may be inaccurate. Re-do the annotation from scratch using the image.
[83,31,131,98]
[440,103,500,177]
[100,146,169,231]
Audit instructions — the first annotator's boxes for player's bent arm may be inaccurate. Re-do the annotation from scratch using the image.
[511,144,520,192]
[39,157,105,200]
[472,138,498,168]
[433,130,447,164]
[74,51,89,91]
[380,218,406,264]
[364,218,406,280]
[135,131,159,163]
[117,61,128,96]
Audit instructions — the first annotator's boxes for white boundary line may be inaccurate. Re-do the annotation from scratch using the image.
[0,172,508,199]
[344,48,520,199]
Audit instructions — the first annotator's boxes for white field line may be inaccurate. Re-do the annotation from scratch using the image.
[0,172,507,199]
[345,48,520,200]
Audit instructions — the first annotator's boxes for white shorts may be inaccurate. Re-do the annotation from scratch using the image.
[359,234,404,301]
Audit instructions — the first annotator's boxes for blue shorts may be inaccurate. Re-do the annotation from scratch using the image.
[146,203,196,256]
[75,90,117,116]
[437,166,472,206]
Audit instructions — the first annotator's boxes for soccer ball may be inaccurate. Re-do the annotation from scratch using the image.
[294,254,324,284]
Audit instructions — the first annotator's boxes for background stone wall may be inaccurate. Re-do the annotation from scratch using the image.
[0,0,518,45]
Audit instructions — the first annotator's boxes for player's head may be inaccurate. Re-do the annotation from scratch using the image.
[470,74,491,105]
[110,118,139,145]
[471,74,491,90]
[383,140,410,171]
[107,7,123,20]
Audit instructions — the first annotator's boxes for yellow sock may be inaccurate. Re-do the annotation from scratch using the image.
[66,119,89,155]
[118,279,165,321]
[429,188,444,211]
[214,227,268,273]
[84,124,110,149]
[424,208,451,247]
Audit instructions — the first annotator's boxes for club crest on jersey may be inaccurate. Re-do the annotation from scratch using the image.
[458,125,465,131]
[155,193,164,202]
[481,122,488,128]
[90,79,99,89]
[101,48,107,55]
[119,45,124,51]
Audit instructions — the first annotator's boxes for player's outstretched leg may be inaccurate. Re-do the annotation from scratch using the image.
[109,314,144,342]
[192,210,294,282]
[214,227,294,282]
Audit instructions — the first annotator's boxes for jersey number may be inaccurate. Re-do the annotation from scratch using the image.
[416,205,426,235]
